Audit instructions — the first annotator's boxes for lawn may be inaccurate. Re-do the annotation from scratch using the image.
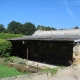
[0,64,29,78]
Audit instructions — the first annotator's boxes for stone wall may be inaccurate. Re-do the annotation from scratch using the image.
[73,42,80,66]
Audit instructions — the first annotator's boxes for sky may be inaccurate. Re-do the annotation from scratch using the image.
[0,0,80,29]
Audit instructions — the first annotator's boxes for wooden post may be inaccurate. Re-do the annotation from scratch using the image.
[26,48,28,68]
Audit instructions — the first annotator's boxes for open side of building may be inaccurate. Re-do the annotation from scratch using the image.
[7,29,80,66]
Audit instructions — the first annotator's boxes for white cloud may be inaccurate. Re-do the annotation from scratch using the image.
[64,0,75,20]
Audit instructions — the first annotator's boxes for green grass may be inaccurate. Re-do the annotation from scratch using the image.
[41,68,58,75]
[0,64,30,78]
[41,66,65,76]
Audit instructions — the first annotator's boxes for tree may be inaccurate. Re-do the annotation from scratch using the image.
[46,26,57,30]
[37,25,56,30]
[71,26,79,29]
[7,21,22,34]
[37,25,46,30]
[74,26,79,29]
[59,28,66,30]
[22,22,36,35]
[0,24,5,33]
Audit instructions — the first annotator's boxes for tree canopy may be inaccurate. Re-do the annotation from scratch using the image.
[72,26,79,29]
[0,24,5,33]
[7,21,22,34]
[7,21,36,35]
[0,21,79,35]
[22,22,36,35]
[37,25,56,30]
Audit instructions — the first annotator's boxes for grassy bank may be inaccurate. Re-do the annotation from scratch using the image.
[0,64,30,78]
[0,57,65,78]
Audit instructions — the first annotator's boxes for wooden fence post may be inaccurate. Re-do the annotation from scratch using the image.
[26,48,28,68]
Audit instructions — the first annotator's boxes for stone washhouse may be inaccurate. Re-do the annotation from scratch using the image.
[7,29,80,66]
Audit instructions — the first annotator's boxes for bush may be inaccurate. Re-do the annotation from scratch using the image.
[0,33,23,59]
[0,39,12,58]
[0,33,23,39]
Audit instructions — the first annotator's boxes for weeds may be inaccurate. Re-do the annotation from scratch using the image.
[41,66,65,76]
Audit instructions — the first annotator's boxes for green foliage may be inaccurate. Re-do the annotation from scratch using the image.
[0,39,12,57]
[9,56,18,62]
[41,68,58,76]
[41,66,65,76]
[7,21,36,35]
[0,64,29,78]
[37,25,56,30]
[0,33,23,59]
[22,22,36,35]
[0,24,5,33]
[0,21,79,35]
[72,26,79,29]
[9,56,26,65]
[7,21,23,34]
[0,33,23,39]
[49,68,58,75]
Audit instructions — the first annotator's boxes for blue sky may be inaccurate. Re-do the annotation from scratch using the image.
[0,0,80,29]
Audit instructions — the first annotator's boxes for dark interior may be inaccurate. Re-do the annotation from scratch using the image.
[10,40,73,66]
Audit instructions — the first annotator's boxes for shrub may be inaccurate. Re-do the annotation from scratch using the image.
[0,33,23,59]
[0,39,12,58]
[0,33,23,39]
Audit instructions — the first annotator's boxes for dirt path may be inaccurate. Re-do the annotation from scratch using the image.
[51,66,80,80]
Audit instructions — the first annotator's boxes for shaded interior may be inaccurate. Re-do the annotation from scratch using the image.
[10,40,73,66]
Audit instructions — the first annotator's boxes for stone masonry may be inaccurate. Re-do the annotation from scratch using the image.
[73,42,80,66]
